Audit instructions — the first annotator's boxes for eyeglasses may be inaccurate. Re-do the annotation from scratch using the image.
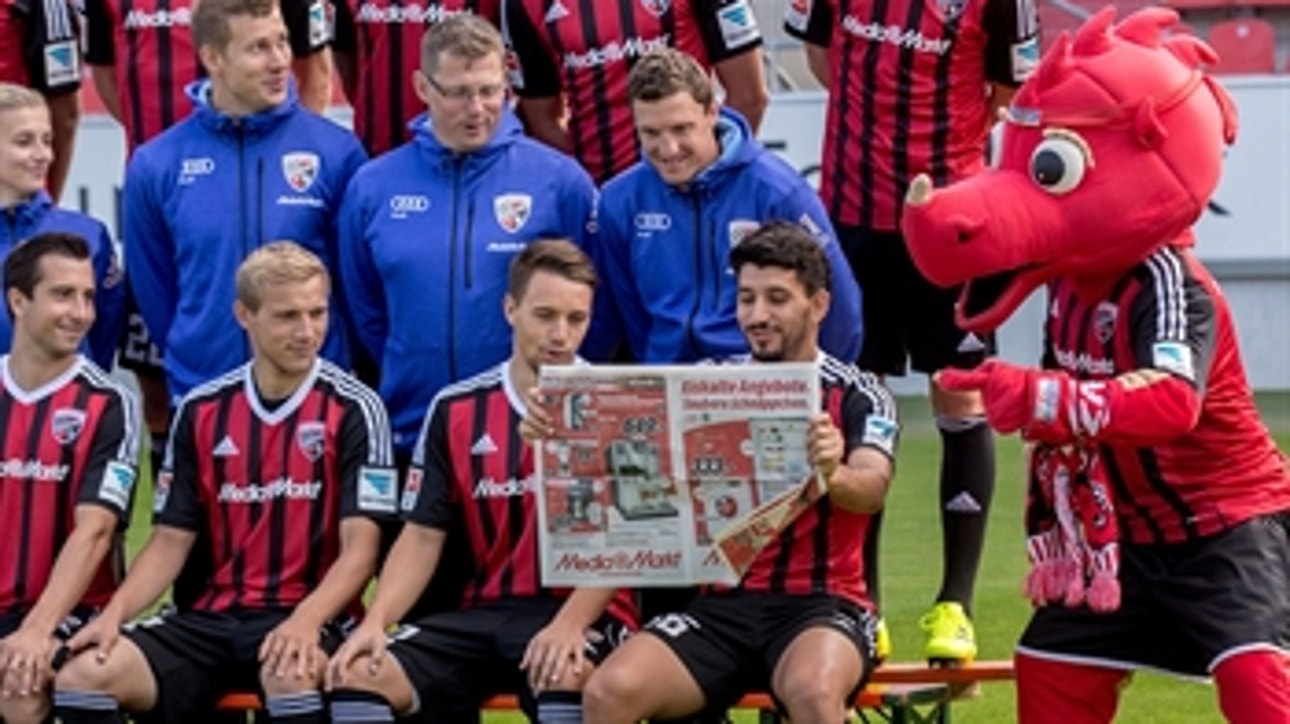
[424,75,507,105]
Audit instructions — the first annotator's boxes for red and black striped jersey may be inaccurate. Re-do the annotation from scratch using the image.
[730,353,897,607]
[1042,247,1290,545]
[785,0,1038,231]
[0,0,81,94]
[332,0,501,157]
[403,362,636,623]
[84,0,330,152]
[502,0,763,184]
[156,359,396,613]
[0,356,140,616]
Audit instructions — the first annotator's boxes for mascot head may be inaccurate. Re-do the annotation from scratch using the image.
[901,7,1238,333]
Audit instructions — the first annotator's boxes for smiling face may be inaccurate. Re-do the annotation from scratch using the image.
[632,91,721,187]
[0,104,53,206]
[202,8,292,116]
[736,264,829,363]
[9,254,95,362]
[236,275,328,391]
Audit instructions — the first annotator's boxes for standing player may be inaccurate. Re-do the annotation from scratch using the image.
[0,233,139,724]
[326,240,635,723]
[501,0,769,184]
[0,84,124,370]
[0,0,80,199]
[122,0,366,409]
[785,0,1039,662]
[583,222,898,724]
[331,0,500,157]
[52,242,395,724]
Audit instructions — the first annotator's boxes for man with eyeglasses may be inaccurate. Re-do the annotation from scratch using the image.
[336,9,598,498]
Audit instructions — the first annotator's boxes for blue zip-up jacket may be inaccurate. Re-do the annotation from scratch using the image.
[124,81,367,403]
[1,192,124,368]
[338,111,597,452]
[593,108,863,363]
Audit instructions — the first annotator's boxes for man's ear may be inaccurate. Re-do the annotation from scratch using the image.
[810,288,831,324]
[503,293,517,327]
[233,299,253,331]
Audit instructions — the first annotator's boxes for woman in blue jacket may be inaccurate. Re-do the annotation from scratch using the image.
[0,83,124,369]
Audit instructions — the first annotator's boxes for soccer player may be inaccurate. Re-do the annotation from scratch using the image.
[582,221,898,724]
[122,0,366,408]
[0,84,124,370]
[338,12,598,465]
[0,0,80,199]
[331,0,500,157]
[501,0,769,184]
[52,242,395,723]
[592,48,862,368]
[785,0,1040,661]
[326,240,635,722]
[0,233,140,724]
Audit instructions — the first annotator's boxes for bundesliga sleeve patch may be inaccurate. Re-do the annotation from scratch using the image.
[308,0,331,48]
[43,40,81,89]
[1152,341,1196,382]
[401,467,423,513]
[718,0,761,50]
[862,416,898,456]
[784,0,809,33]
[153,471,172,513]
[100,461,137,511]
[359,466,398,513]
[1010,37,1040,83]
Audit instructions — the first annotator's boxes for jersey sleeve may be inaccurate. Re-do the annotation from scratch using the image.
[338,385,399,521]
[154,401,205,531]
[501,0,561,98]
[76,387,142,521]
[692,0,763,63]
[1126,255,1217,394]
[400,396,457,530]
[783,0,831,46]
[329,0,356,54]
[18,0,82,94]
[841,372,899,460]
[982,0,1040,86]
[280,0,331,58]
[83,0,116,66]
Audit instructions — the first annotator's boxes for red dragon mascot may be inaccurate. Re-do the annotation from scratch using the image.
[901,7,1290,722]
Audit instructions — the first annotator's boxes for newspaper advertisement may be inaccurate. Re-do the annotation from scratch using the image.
[535,363,825,587]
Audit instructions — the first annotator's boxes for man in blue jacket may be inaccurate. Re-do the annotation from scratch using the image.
[591,47,863,366]
[337,14,598,461]
[123,0,366,406]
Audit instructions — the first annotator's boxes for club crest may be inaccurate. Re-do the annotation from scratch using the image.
[494,193,533,233]
[1094,302,1118,344]
[639,0,670,17]
[728,219,761,247]
[282,151,320,192]
[297,421,326,461]
[51,408,87,444]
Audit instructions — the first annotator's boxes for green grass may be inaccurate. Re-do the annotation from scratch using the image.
[125,393,1290,722]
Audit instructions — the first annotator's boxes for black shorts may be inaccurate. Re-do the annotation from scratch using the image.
[124,608,346,721]
[644,592,877,717]
[386,598,631,722]
[0,605,95,642]
[116,286,165,376]
[836,224,994,375]
[1018,512,1290,678]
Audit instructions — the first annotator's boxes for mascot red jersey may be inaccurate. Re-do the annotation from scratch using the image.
[902,7,1290,722]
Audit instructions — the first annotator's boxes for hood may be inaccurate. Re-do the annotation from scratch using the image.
[409,108,525,170]
[665,106,760,194]
[186,78,301,135]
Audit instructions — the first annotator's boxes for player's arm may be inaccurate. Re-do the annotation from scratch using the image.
[983,0,1039,120]
[43,92,79,200]
[22,0,81,199]
[784,0,833,88]
[693,0,767,130]
[281,0,334,112]
[83,0,126,124]
[330,0,358,101]
[502,0,569,151]
[713,50,768,132]
[521,587,617,691]
[813,373,899,513]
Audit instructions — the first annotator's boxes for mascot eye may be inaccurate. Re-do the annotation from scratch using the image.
[1029,136,1088,195]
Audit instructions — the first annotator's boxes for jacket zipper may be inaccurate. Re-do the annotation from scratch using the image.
[447,158,464,382]
[686,193,703,359]
[237,123,250,362]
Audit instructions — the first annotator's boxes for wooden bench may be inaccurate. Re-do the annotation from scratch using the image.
[214,660,1014,722]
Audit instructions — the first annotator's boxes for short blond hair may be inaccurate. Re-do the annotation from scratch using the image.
[235,241,330,310]
[420,13,504,77]
[0,83,47,116]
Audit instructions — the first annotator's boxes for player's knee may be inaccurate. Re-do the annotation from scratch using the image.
[774,670,848,722]
[54,653,117,695]
[581,660,640,717]
[331,656,412,711]
[1213,649,1290,723]
[258,663,323,697]
[0,692,51,724]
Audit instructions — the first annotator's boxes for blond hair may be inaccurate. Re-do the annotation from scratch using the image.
[0,83,47,116]
[235,241,330,310]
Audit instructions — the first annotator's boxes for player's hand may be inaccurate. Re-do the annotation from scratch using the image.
[326,621,388,689]
[64,610,123,665]
[520,619,587,693]
[0,626,57,698]
[259,615,324,681]
[808,413,844,483]
[519,387,555,442]
[937,360,1039,434]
